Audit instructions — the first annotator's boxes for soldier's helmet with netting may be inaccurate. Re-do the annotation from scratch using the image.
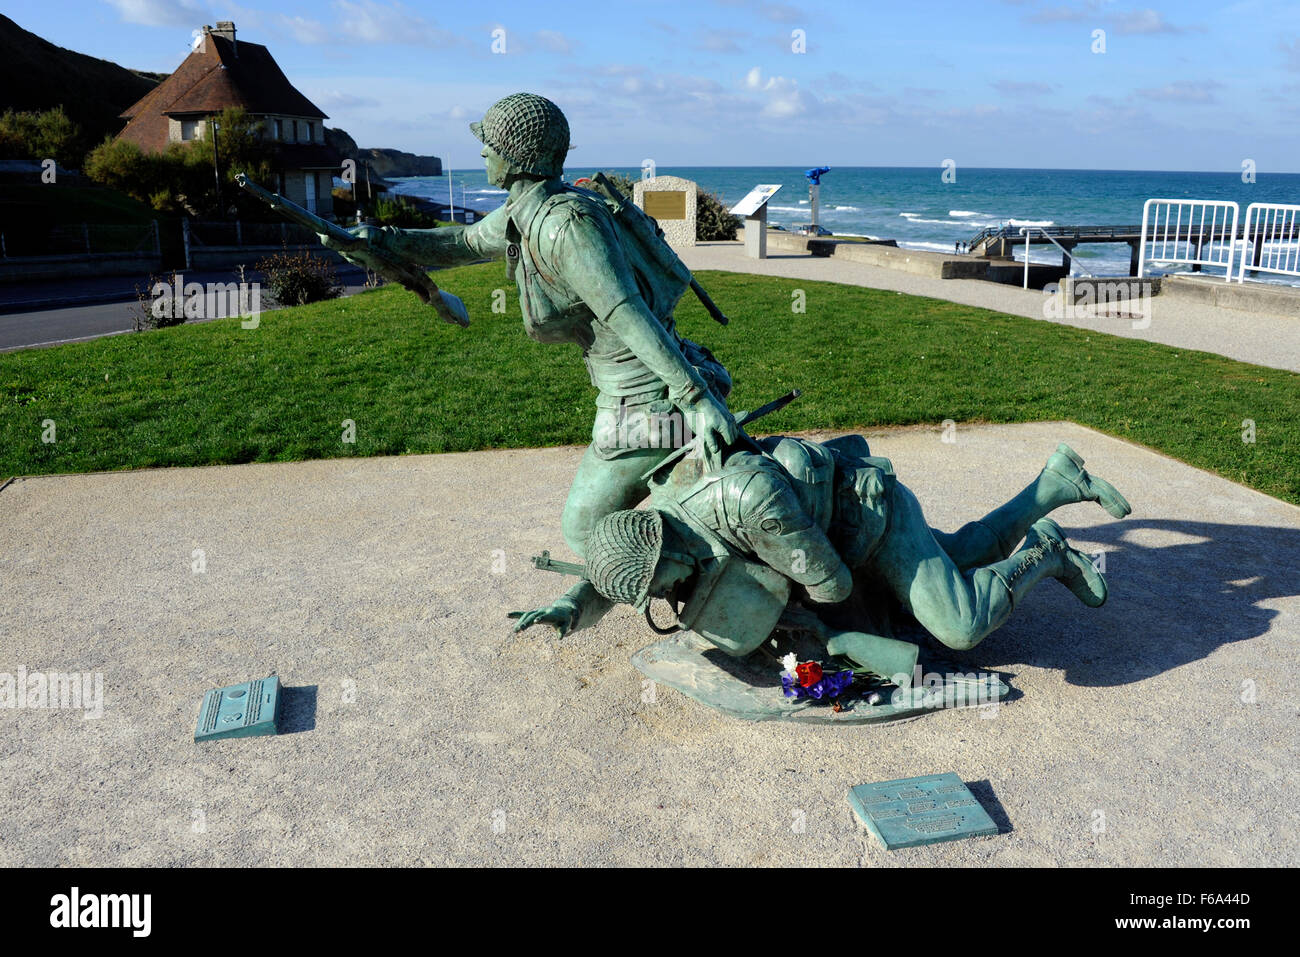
[470,93,571,178]
[583,509,664,610]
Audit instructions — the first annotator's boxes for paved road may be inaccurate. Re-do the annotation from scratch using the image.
[0,266,370,352]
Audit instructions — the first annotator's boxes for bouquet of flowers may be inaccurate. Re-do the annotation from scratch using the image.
[779,653,855,701]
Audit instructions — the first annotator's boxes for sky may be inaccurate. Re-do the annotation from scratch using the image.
[18,0,1300,172]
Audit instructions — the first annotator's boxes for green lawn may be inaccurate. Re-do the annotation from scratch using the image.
[2,264,1297,504]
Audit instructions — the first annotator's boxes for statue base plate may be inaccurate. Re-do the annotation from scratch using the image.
[630,632,1009,725]
[194,675,282,742]
[848,773,999,849]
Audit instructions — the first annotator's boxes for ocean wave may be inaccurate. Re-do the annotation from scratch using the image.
[900,216,987,226]
[1009,219,1055,227]
[948,210,983,217]
[899,212,921,218]
[832,205,860,211]
[898,240,966,253]
[769,205,810,214]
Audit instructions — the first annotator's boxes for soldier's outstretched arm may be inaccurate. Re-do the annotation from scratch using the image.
[318,204,510,267]
[509,580,613,638]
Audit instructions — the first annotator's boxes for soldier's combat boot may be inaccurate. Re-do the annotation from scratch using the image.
[1041,443,1131,519]
[936,443,1131,570]
[990,517,1107,610]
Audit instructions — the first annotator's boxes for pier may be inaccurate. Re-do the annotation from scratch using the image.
[966,222,1300,276]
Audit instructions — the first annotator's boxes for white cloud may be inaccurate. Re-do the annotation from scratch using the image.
[103,0,208,27]
[1135,80,1221,103]
[697,29,749,53]
[1113,8,1186,35]
[1025,1,1192,34]
[742,68,814,118]
[531,29,575,55]
[991,79,1056,96]
[283,1,457,46]
[278,14,332,45]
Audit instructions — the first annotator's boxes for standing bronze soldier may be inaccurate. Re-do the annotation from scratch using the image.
[323,93,737,551]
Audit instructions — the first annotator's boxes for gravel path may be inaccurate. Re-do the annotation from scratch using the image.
[2,422,1295,866]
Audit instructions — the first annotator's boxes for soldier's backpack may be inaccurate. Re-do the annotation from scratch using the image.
[571,172,694,323]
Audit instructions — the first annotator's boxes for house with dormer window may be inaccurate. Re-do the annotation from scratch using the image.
[115,21,340,216]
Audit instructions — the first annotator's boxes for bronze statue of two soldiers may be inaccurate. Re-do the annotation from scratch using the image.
[312,92,1131,710]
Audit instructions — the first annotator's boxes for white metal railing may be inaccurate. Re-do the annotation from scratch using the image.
[1237,203,1300,283]
[1019,226,1093,288]
[1138,198,1239,282]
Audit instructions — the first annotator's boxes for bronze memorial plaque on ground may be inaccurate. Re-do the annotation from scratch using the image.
[643,190,687,221]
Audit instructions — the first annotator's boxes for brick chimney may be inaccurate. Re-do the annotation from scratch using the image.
[202,21,237,54]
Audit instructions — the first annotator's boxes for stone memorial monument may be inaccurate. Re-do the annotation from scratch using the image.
[634,174,698,248]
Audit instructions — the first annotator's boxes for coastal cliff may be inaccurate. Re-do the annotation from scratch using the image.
[325,127,442,180]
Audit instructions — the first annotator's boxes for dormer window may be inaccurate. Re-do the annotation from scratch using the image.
[180,119,199,141]
[273,118,281,140]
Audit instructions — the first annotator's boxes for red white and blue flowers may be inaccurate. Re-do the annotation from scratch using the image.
[780,653,855,700]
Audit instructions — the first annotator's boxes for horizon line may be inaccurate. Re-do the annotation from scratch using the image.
[424,163,1300,177]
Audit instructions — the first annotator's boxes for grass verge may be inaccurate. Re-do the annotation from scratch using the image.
[2,264,1297,504]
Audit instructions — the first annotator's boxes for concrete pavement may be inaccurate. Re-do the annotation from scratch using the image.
[1,422,1296,866]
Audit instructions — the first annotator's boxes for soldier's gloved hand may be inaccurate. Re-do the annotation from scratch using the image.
[508,597,580,638]
[683,390,739,471]
[315,225,394,267]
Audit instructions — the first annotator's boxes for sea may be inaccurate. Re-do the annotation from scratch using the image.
[389,166,1300,285]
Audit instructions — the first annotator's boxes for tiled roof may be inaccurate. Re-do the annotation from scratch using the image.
[117,33,327,153]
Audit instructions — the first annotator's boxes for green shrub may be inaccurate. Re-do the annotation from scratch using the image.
[255,248,342,306]
[129,271,190,331]
[0,107,86,169]
[581,170,637,198]
[696,188,738,241]
[371,195,438,227]
[85,107,275,217]
[332,186,358,223]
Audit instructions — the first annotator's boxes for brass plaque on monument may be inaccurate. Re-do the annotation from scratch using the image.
[643,190,687,221]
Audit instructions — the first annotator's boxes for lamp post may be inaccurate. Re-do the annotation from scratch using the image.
[211,119,222,212]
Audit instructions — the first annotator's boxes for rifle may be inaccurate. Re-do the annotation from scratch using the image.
[638,387,801,483]
[588,172,729,326]
[234,173,468,327]
[529,550,584,577]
